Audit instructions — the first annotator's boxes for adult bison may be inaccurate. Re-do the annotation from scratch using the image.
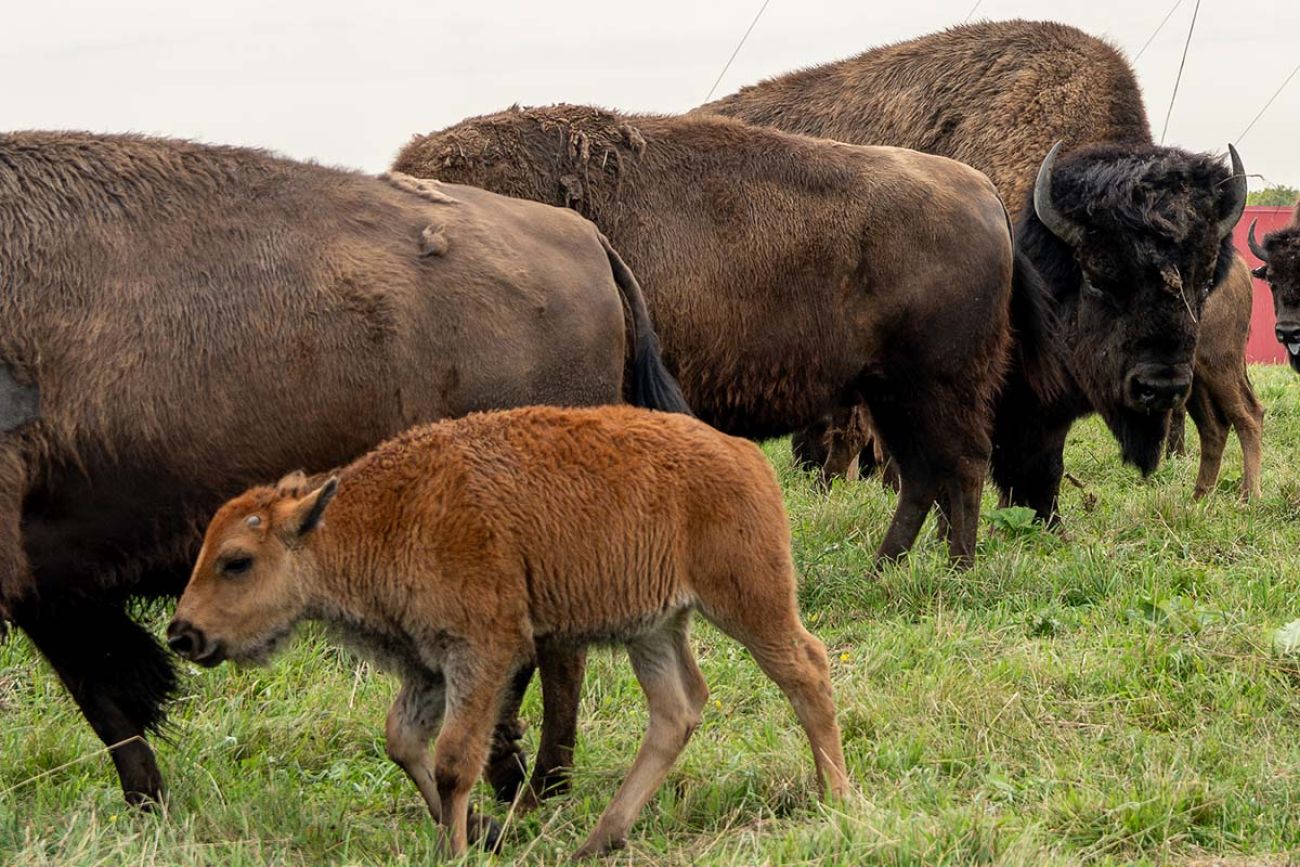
[1250,211,1300,371]
[0,132,688,809]
[701,19,1253,517]
[393,104,1041,567]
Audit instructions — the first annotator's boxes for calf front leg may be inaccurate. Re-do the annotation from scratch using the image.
[433,646,519,856]
[385,673,502,852]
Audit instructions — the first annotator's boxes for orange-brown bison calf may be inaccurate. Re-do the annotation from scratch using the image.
[168,405,850,858]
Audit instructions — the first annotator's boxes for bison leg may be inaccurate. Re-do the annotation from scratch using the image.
[790,421,830,476]
[1165,407,1188,456]
[1185,380,1228,499]
[483,664,533,803]
[1231,372,1265,500]
[521,641,587,807]
[991,410,1070,526]
[14,598,174,807]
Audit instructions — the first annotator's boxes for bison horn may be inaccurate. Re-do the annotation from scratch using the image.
[1247,219,1270,262]
[1216,144,1248,240]
[1033,142,1085,248]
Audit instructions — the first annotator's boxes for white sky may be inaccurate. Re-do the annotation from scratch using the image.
[4,1,1297,189]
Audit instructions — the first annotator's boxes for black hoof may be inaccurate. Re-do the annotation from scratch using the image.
[470,813,505,853]
[484,728,528,803]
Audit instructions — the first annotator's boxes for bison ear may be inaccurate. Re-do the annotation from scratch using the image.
[1252,265,1269,281]
[289,477,339,538]
[275,470,309,497]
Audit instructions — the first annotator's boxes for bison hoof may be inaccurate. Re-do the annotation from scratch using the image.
[470,813,505,854]
[527,768,572,803]
[484,737,528,804]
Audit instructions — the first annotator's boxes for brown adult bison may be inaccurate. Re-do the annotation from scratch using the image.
[394,105,1042,568]
[1250,210,1300,371]
[701,19,1253,517]
[0,132,687,810]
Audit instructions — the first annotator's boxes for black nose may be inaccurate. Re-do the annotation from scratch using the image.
[1126,364,1193,412]
[1276,323,1300,353]
[166,619,204,660]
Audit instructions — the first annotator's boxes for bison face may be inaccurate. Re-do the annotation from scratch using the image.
[1248,221,1300,372]
[168,474,338,667]
[1027,142,1247,475]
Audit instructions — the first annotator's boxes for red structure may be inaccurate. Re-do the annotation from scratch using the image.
[1236,204,1296,364]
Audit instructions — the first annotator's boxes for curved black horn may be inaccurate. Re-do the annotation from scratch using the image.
[1216,144,1248,239]
[1033,141,1085,247]
[1247,219,1270,262]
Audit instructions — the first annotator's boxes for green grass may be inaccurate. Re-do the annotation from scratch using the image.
[4,366,1300,865]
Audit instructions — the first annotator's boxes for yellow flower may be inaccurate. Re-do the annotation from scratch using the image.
[839,652,851,663]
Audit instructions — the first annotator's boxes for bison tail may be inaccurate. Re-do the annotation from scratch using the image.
[1011,246,1068,406]
[599,234,693,416]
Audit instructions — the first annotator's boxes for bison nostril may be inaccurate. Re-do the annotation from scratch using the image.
[166,622,201,658]
[167,632,195,656]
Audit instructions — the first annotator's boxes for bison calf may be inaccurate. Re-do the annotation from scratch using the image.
[169,405,850,858]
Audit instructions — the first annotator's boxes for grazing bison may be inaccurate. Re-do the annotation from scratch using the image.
[701,19,1252,517]
[0,132,687,810]
[1250,212,1300,372]
[393,104,1039,567]
[168,405,851,859]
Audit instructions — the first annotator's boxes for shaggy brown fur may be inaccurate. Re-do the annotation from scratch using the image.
[0,131,687,808]
[394,104,1017,567]
[1166,258,1264,498]
[1251,208,1300,371]
[699,18,1254,511]
[169,405,851,859]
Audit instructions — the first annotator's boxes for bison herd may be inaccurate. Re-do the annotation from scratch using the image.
[2,17,1298,860]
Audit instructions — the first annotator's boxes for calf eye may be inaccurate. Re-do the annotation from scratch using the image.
[222,556,254,576]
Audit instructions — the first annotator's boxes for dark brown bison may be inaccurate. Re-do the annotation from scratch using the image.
[393,104,1039,568]
[1250,211,1300,371]
[168,405,850,858]
[0,132,688,811]
[701,19,1251,519]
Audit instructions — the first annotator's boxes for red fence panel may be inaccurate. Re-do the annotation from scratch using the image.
[1235,205,1296,364]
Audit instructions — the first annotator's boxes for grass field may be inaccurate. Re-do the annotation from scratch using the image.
[3,366,1300,866]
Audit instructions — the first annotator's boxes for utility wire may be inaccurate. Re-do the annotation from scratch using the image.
[1133,0,1185,62]
[704,0,773,103]
[963,0,985,23]
[1236,60,1300,144]
[1159,0,1200,144]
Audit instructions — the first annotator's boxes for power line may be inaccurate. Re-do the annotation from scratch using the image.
[1159,0,1200,145]
[963,0,986,23]
[1236,60,1300,144]
[1133,0,1185,62]
[704,0,773,103]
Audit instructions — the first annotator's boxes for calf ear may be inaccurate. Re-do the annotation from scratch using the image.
[289,477,339,538]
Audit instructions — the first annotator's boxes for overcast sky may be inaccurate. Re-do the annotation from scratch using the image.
[4,1,1297,189]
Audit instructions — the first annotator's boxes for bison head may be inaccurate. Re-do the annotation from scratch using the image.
[1020,141,1247,475]
[1248,219,1300,372]
[168,472,338,667]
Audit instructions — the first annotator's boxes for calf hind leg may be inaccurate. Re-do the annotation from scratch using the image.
[574,614,707,860]
[723,617,849,800]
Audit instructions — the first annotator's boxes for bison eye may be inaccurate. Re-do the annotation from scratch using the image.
[222,555,254,576]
